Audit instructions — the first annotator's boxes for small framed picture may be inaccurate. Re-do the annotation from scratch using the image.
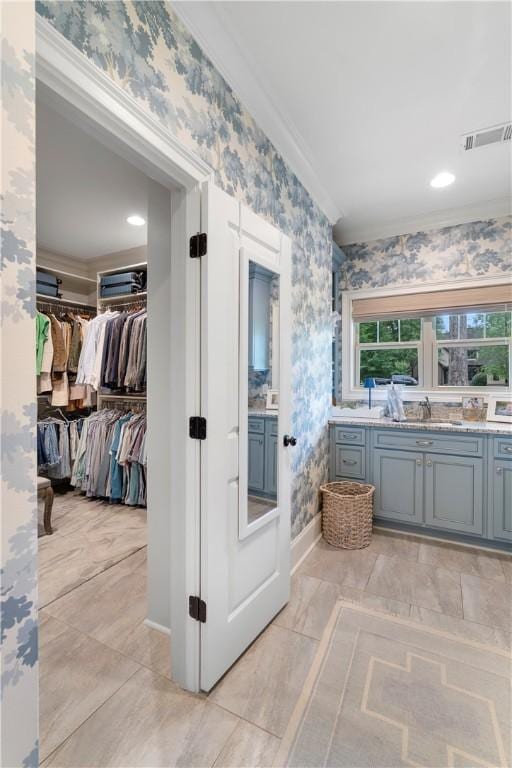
[486,395,512,423]
[266,389,279,411]
[462,396,485,421]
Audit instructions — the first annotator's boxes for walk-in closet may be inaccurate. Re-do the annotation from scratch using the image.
[36,93,171,761]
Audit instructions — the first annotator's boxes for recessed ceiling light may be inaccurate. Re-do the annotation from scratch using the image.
[126,215,145,226]
[430,171,455,189]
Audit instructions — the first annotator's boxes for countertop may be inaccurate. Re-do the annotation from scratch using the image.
[248,409,278,418]
[328,415,512,436]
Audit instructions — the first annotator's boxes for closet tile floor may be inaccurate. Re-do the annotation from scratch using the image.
[39,491,147,606]
[40,509,511,767]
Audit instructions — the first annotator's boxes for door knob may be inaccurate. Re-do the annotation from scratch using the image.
[283,435,297,447]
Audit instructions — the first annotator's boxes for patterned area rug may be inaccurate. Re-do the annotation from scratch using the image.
[275,602,510,768]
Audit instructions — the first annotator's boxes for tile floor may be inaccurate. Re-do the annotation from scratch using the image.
[40,496,511,767]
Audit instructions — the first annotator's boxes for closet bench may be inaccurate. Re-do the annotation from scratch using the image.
[37,477,54,535]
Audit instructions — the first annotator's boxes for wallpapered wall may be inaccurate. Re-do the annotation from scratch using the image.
[335,216,512,401]
[1,3,332,763]
[1,3,38,766]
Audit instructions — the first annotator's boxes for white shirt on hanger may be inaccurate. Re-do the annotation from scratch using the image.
[76,311,118,388]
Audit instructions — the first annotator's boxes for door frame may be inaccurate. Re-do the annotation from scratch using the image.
[36,16,212,692]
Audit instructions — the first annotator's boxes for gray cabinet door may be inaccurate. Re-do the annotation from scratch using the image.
[424,453,483,535]
[265,433,278,496]
[248,432,265,492]
[492,460,512,541]
[372,448,423,523]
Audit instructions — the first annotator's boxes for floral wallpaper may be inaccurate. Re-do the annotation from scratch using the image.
[340,216,512,291]
[1,2,38,766]
[2,2,332,761]
[335,216,512,401]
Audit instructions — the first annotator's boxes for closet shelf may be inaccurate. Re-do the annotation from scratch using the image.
[37,264,96,284]
[36,294,96,309]
[98,290,147,303]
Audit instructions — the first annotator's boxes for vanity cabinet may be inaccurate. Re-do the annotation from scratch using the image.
[372,448,423,523]
[248,415,278,497]
[330,423,509,547]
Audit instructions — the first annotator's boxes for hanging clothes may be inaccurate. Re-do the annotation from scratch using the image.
[37,415,86,478]
[36,312,50,375]
[71,408,147,506]
[76,308,147,394]
[76,311,119,389]
[36,309,96,409]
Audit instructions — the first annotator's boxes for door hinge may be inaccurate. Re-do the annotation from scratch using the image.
[189,595,207,622]
[190,232,207,258]
[189,416,207,440]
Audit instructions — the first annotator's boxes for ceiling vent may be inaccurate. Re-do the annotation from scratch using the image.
[462,122,512,151]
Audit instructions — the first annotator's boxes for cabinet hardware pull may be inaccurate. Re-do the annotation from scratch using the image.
[427,460,433,467]
[496,466,503,474]
[342,433,357,439]
[342,459,357,465]
[503,446,512,453]
[416,440,433,446]
[416,459,422,466]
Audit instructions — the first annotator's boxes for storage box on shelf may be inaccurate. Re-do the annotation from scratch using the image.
[36,264,96,305]
[97,262,147,306]
[329,421,512,547]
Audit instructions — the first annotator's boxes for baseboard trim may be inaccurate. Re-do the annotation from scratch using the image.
[144,618,171,636]
[291,513,322,574]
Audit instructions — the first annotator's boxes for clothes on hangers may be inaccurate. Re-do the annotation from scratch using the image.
[71,408,147,506]
[76,311,119,388]
[37,415,85,478]
[36,309,95,408]
[36,312,50,375]
[76,308,147,393]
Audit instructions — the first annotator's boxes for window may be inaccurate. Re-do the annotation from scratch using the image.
[357,318,422,386]
[435,311,510,388]
[343,283,512,399]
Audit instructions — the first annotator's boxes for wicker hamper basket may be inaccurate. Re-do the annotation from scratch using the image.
[320,481,375,549]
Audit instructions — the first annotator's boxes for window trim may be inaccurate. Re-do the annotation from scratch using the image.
[341,275,512,402]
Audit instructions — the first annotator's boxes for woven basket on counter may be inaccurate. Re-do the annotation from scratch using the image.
[320,481,375,550]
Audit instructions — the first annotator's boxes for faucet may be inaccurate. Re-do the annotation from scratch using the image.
[419,396,432,421]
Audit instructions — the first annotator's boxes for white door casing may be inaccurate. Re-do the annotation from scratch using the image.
[200,182,292,691]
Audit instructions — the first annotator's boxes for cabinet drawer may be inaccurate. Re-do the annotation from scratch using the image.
[334,445,365,479]
[494,437,512,460]
[372,429,483,457]
[333,426,365,446]
[248,418,265,434]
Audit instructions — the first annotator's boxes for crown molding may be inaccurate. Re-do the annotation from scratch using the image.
[334,196,512,246]
[172,2,341,224]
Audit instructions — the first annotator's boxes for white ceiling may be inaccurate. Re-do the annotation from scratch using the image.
[36,97,148,260]
[174,1,511,244]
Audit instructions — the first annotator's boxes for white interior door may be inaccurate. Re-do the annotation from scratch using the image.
[200,182,292,691]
